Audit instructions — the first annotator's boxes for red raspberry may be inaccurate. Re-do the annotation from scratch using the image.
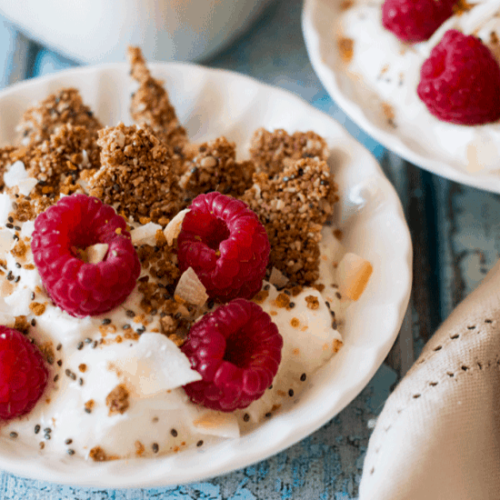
[177,192,270,302]
[181,299,282,412]
[382,0,455,43]
[32,194,141,318]
[0,327,48,420]
[417,30,500,125]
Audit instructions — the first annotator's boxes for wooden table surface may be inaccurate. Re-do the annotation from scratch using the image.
[0,0,493,498]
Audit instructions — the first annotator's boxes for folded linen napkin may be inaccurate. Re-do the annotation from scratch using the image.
[359,260,500,500]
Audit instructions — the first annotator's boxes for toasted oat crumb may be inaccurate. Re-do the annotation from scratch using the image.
[106,384,130,415]
[305,295,320,310]
[453,0,473,15]
[13,315,30,334]
[338,37,354,63]
[89,446,107,462]
[274,293,291,308]
[127,46,187,150]
[84,400,95,413]
[78,363,87,373]
[0,147,18,190]
[249,128,329,176]
[38,342,55,364]
[88,123,181,223]
[11,239,28,259]
[340,0,354,10]
[333,339,344,353]
[291,318,300,328]
[382,102,395,127]
[29,302,46,316]
[135,440,145,457]
[252,289,269,304]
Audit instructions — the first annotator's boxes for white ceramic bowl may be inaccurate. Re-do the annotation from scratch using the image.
[0,63,412,487]
[302,0,500,194]
[0,0,273,63]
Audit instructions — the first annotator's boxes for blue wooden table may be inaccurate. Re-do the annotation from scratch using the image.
[0,0,492,498]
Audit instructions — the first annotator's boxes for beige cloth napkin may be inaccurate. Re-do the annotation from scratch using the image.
[359,260,500,500]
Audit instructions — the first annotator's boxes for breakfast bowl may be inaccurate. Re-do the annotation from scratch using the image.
[0,60,412,487]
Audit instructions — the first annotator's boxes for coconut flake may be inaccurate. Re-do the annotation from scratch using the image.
[0,229,13,254]
[337,253,373,301]
[3,161,28,188]
[269,267,289,289]
[174,267,208,307]
[164,209,189,246]
[130,222,162,246]
[87,243,109,264]
[20,220,35,239]
[110,333,201,396]
[187,405,240,439]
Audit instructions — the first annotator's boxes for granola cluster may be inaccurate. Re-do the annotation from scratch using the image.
[88,123,181,223]
[242,157,338,284]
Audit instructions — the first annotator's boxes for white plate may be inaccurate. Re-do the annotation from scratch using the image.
[302,0,500,193]
[0,63,412,487]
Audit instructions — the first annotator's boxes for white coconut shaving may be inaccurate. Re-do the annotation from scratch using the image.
[130,222,162,247]
[164,208,189,246]
[174,267,208,307]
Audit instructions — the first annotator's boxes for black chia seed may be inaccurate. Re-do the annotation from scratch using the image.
[77,342,84,350]
[67,449,75,456]
[300,373,307,382]
[9,432,18,439]
[101,318,111,325]
[152,443,159,454]
[197,440,204,447]
[243,414,250,422]
[170,429,178,438]
[34,425,40,434]
[65,438,73,445]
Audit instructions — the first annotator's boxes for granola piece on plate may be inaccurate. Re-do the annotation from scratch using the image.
[250,128,330,176]
[242,157,338,284]
[17,88,102,148]
[179,137,254,199]
[88,123,181,223]
[128,46,188,151]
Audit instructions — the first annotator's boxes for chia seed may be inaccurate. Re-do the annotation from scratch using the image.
[43,428,51,434]
[34,425,41,434]
[7,217,13,223]
[79,378,84,386]
[101,318,111,325]
[126,310,135,318]
[152,443,159,454]
[300,373,307,382]
[122,324,131,330]
[53,374,59,382]
[57,360,62,367]
[84,338,92,344]
[288,302,295,309]
[9,432,18,439]
[31,292,35,300]
[56,343,62,351]
[197,440,204,447]
[14,276,20,283]
[31,318,36,326]
[243,414,250,422]
[265,412,272,418]
[65,438,73,445]
[15,263,21,269]
[288,389,294,397]
[6,271,13,281]
[92,341,98,349]
[5,223,13,229]
[67,449,75,456]
[77,342,84,350]
[170,429,178,437]
[14,226,21,231]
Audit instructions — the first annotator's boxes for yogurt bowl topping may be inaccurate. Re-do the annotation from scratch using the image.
[0,47,372,461]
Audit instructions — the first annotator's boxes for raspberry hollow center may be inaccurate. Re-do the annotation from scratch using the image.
[204,217,230,251]
[223,328,258,369]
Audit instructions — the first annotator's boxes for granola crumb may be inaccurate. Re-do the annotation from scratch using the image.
[252,289,269,304]
[29,302,46,316]
[89,446,107,462]
[84,399,95,413]
[290,318,300,328]
[305,295,320,310]
[338,37,354,64]
[274,292,291,308]
[333,339,344,353]
[106,384,130,416]
[13,315,30,334]
[135,440,145,457]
